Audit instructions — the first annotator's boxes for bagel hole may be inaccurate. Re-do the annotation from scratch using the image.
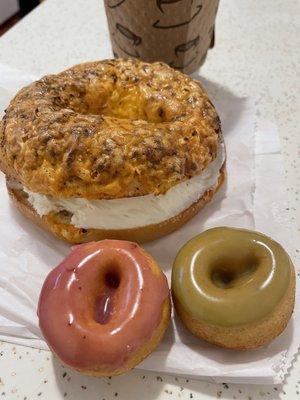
[64,86,169,123]
[210,256,258,289]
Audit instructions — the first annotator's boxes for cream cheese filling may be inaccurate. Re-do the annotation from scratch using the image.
[22,142,225,230]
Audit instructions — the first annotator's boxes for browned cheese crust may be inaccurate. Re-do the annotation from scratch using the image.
[0,59,221,200]
[6,167,225,244]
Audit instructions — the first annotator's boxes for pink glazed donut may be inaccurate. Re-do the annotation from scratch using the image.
[38,240,171,376]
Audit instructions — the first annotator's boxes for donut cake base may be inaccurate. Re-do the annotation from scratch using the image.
[6,166,225,244]
[52,297,171,377]
[172,262,295,350]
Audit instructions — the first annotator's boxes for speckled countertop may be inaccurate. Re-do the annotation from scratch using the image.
[0,0,299,399]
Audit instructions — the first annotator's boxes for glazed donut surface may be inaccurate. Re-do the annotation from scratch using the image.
[172,227,295,348]
[38,240,170,375]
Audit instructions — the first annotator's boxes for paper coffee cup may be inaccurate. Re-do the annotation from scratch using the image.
[104,0,219,74]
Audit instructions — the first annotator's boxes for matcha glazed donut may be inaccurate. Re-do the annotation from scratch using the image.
[171,227,295,349]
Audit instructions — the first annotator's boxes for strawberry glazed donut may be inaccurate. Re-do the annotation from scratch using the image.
[38,240,171,376]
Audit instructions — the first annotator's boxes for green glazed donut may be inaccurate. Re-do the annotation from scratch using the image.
[171,227,295,349]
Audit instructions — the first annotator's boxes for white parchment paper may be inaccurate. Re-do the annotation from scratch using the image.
[0,64,298,384]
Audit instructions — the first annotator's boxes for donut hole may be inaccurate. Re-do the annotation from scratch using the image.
[93,269,121,325]
[104,270,121,289]
[211,270,235,288]
[210,256,258,289]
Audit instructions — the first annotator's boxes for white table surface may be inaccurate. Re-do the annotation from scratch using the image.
[0,0,299,398]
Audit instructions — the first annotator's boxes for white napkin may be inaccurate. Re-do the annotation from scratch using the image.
[0,64,298,384]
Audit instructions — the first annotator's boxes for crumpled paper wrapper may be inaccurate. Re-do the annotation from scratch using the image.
[104,0,219,73]
[0,64,299,384]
